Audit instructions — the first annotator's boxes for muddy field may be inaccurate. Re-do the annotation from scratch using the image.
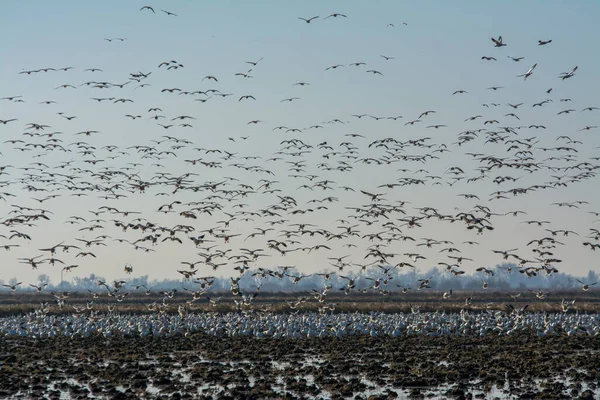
[0,332,598,399]
[2,291,600,399]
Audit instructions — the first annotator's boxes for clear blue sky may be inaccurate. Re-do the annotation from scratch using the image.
[1,0,599,286]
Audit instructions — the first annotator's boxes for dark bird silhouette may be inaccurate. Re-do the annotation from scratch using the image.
[325,13,347,19]
[298,16,319,23]
[491,36,506,47]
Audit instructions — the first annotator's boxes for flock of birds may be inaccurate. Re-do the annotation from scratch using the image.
[2,308,599,338]
[1,5,600,337]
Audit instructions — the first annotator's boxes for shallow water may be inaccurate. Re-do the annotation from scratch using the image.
[16,370,600,400]
[2,320,599,399]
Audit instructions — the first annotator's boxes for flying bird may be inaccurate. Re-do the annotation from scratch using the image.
[517,63,537,80]
[324,13,347,19]
[491,36,506,47]
[298,16,319,23]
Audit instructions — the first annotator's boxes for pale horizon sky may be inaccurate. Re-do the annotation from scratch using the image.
[1,0,599,287]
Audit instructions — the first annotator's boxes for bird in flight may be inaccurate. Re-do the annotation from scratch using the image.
[299,16,319,23]
[517,63,537,80]
[491,36,506,47]
[324,13,347,19]
[559,66,578,80]
[246,58,264,66]
[140,6,155,13]
[576,279,598,291]
[3,282,22,291]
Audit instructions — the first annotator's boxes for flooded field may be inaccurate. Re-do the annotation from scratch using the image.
[1,316,599,399]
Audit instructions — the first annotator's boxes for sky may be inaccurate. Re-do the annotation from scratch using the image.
[0,0,599,287]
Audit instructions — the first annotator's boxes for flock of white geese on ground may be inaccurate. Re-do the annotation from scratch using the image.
[1,303,599,338]
[1,5,599,336]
